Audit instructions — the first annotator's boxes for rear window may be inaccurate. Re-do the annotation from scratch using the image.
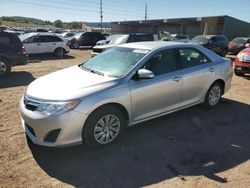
[9,34,22,44]
[0,33,10,45]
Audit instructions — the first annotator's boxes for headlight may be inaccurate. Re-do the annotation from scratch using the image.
[36,100,80,116]
[237,54,250,62]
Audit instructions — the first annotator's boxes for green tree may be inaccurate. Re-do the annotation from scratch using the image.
[69,21,81,29]
[54,19,63,28]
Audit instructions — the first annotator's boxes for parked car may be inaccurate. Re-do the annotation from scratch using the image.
[190,35,228,56]
[19,32,70,58]
[228,37,250,55]
[0,31,28,77]
[92,33,156,57]
[61,32,76,39]
[234,47,250,76]
[20,41,233,147]
[95,34,121,46]
[68,32,105,49]
[162,34,189,43]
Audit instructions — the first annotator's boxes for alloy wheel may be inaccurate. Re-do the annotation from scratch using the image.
[208,85,221,106]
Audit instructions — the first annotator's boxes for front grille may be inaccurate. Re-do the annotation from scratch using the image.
[24,96,40,111]
[26,123,36,137]
[92,48,103,53]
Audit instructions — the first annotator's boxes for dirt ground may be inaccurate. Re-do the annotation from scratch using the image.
[0,50,250,188]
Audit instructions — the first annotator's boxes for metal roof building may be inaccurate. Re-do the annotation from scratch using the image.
[111,15,250,40]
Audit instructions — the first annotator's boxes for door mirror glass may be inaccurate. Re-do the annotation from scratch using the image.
[137,69,154,79]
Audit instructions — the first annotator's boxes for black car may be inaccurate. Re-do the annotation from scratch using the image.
[190,35,228,56]
[228,37,250,55]
[0,31,28,77]
[68,32,105,49]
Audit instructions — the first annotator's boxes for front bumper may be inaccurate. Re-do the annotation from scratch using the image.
[20,97,88,147]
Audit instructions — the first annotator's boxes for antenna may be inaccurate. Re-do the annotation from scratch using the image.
[145,3,148,21]
[100,0,103,32]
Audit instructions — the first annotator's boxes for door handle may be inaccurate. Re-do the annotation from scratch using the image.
[208,67,215,72]
[52,43,56,45]
[37,43,41,46]
[173,76,182,82]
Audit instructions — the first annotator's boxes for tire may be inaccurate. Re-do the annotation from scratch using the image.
[204,82,223,108]
[83,106,126,147]
[0,58,11,78]
[221,49,227,57]
[73,42,80,49]
[234,69,244,77]
[54,48,65,59]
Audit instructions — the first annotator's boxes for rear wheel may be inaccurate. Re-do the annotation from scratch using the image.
[73,42,80,49]
[83,106,125,147]
[204,82,222,108]
[0,58,11,78]
[54,48,65,59]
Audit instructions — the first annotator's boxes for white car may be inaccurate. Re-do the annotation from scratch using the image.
[19,32,70,58]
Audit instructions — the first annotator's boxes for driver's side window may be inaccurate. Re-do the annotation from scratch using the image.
[144,49,178,76]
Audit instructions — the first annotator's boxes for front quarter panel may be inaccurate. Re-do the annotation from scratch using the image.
[74,82,131,123]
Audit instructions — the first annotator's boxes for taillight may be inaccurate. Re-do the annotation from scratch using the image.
[21,45,26,54]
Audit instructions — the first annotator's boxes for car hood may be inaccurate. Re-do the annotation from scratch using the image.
[26,65,117,101]
[93,44,117,49]
[229,42,242,49]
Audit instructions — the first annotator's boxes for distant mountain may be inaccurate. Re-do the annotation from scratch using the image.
[0,16,111,28]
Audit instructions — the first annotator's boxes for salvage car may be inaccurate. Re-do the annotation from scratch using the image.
[190,35,228,56]
[234,47,250,76]
[0,30,28,77]
[228,37,250,55]
[20,41,233,147]
[19,32,70,58]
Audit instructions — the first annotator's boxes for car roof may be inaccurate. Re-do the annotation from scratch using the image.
[120,41,197,50]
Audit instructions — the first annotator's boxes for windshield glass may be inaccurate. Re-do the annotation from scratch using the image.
[74,32,84,38]
[80,47,149,77]
[109,35,128,45]
[19,33,32,41]
[231,38,248,44]
[191,36,210,44]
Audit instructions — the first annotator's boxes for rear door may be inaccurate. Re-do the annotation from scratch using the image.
[23,35,42,54]
[40,35,64,53]
[177,48,215,106]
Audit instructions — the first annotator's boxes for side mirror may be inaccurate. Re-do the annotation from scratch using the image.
[245,43,250,48]
[137,69,154,79]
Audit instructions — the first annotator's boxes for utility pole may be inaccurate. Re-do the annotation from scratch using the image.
[144,3,147,21]
[100,0,103,32]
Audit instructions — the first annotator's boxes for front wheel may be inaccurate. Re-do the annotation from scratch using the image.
[234,69,244,77]
[0,58,11,78]
[83,106,125,147]
[204,82,222,108]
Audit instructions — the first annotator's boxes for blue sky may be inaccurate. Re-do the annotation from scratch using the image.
[1,0,250,23]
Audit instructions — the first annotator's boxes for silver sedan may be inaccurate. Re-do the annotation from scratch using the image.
[20,41,233,147]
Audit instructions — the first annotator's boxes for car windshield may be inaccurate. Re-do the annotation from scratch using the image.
[231,38,248,44]
[74,32,84,38]
[19,33,32,41]
[109,35,128,45]
[79,47,149,77]
[191,36,210,44]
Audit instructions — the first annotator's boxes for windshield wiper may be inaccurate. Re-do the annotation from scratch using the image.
[81,66,104,76]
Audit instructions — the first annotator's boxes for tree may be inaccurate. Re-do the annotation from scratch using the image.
[54,19,63,28]
[69,21,81,29]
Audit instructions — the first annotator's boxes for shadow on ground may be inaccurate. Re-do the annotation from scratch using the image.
[28,54,75,63]
[28,99,250,187]
[0,71,35,89]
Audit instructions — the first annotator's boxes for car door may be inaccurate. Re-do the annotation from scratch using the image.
[80,33,91,46]
[40,35,63,53]
[129,48,182,122]
[177,48,215,106]
[23,35,42,54]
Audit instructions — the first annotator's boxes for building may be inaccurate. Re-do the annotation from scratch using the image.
[111,15,250,40]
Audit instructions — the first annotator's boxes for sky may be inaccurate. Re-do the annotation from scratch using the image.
[0,0,250,23]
